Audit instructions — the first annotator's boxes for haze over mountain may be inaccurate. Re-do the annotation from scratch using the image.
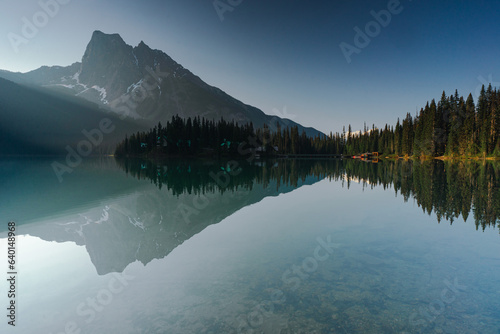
[0,30,324,152]
[0,77,142,155]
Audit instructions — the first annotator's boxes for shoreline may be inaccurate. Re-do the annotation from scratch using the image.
[114,153,500,162]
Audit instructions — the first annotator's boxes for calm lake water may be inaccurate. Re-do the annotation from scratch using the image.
[0,157,499,334]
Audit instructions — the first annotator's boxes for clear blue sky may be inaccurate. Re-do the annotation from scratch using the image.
[1,0,499,134]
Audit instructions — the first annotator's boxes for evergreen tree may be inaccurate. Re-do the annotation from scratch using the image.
[477,85,489,156]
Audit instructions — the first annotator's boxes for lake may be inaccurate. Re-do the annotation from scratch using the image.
[0,157,499,333]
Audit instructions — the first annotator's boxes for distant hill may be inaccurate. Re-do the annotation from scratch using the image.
[0,30,324,138]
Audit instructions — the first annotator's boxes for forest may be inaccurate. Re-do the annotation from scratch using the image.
[115,84,500,158]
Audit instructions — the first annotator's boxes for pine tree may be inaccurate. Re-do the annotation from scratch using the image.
[414,108,425,156]
[427,100,437,156]
[493,89,500,156]
[477,85,489,156]
[436,92,448,156]
[395,118,402,156]
[488,87,498,154]
[402,113,412,156]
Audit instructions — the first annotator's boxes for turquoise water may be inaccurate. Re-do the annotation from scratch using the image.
[0,158,499,333]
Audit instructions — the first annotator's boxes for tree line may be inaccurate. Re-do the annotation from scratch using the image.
[115,84,499,158]
[114,115,255,157]
[266,84,499,157]
[345,84,500,158]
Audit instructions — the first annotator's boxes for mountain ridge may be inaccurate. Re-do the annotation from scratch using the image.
[0,30,324,138]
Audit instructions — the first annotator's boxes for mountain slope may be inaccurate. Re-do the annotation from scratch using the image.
[0,77,144,155]
[0,30,324,138]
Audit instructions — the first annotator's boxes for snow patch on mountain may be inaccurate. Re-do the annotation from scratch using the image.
[351,128,377,137]
[128,217,145,230]
[72,71,88,91]
[127,79,144,93]
[92,85,108,104]
[94,206,110,224]
[52,83,76,89]
[76,88,90,96]
[132,51,139,66]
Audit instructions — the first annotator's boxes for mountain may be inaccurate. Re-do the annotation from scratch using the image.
[0,30,324,138]
[0,77,143,155]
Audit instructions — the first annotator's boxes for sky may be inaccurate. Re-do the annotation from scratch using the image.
[1,0,499,134]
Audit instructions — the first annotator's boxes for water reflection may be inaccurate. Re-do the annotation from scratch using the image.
[340,159,499,231]
[3,158,498,278]
[117,158,500,232]
[114,158,333,195]
[1,157,499,333]
[8,159,329,276]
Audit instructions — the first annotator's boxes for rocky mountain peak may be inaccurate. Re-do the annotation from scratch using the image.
[137,40,150,49]
[0,30,324,137]
[79,30,142,98]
